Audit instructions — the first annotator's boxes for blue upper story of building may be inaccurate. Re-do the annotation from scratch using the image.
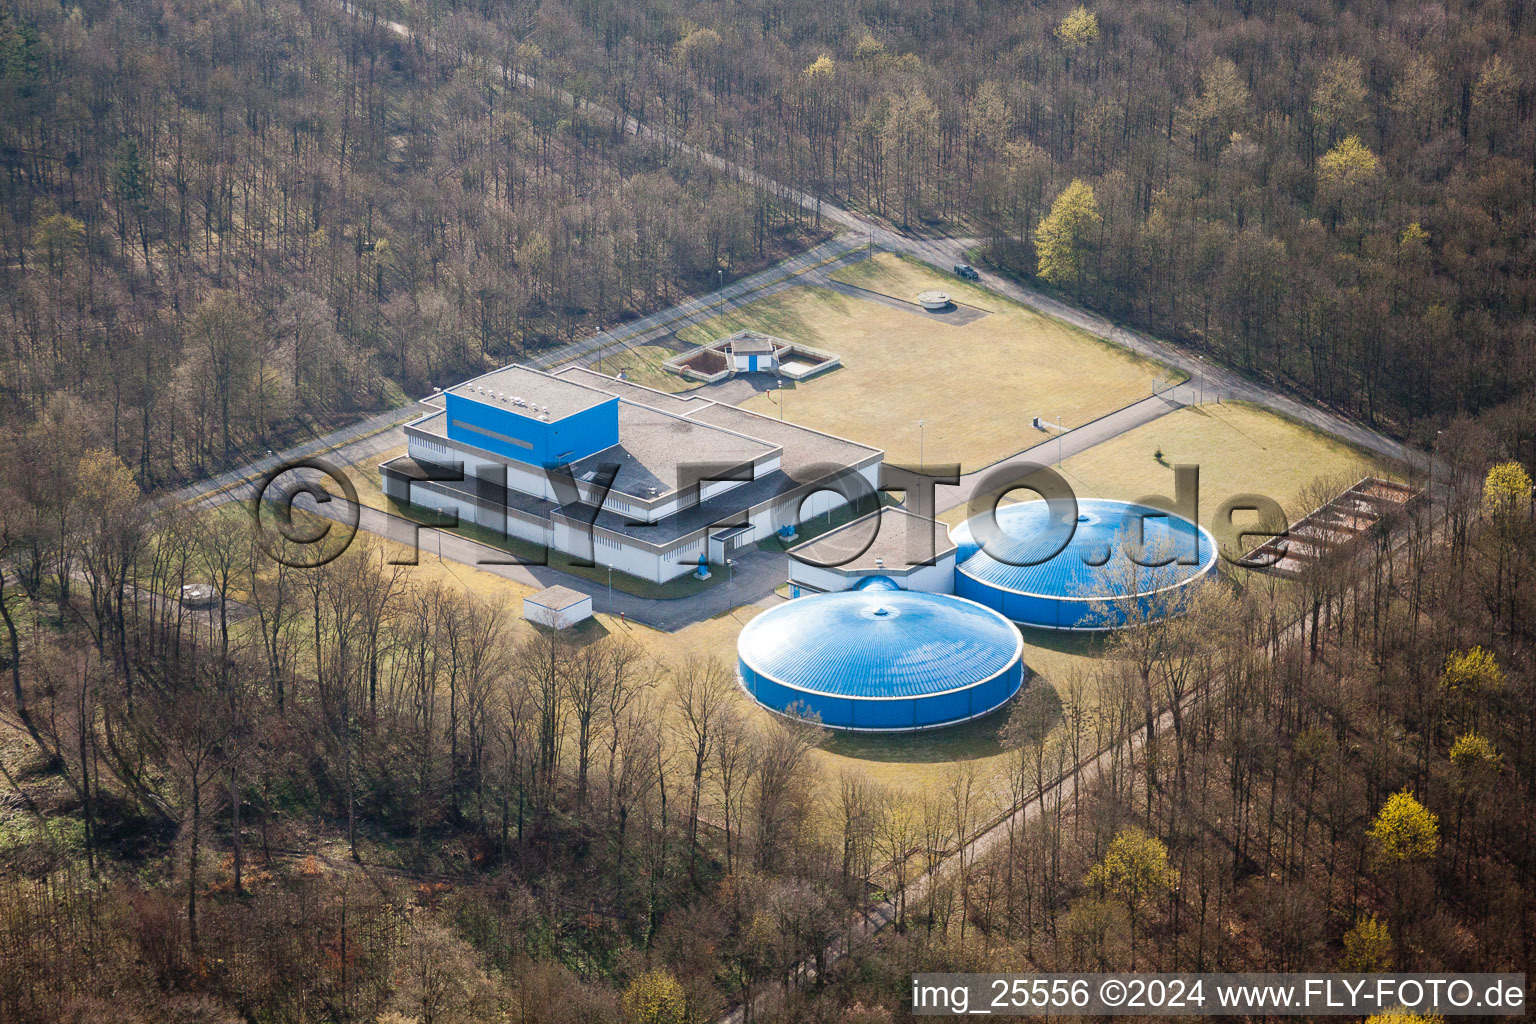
[442,367,620,467]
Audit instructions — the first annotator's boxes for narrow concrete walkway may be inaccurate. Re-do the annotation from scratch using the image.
[176,244,872,513]
[184,0,1421,631]
[818,278,991,326]
[165,405,422,511]
[339,0,1411,472]
[935,389,1191,515]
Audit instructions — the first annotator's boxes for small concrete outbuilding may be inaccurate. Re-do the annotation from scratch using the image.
[523,585,593,630]
[727,331,779,373]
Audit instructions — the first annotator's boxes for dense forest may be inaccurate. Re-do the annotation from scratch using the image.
[0,0,821,485]
[424,0,1536,438]
[3,0,1536,1021]
[784,454,1536,1022]
[6,0,1535,478]
[1,374,1534,1023]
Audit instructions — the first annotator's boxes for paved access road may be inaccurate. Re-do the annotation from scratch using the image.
[339,0,1409,468]
[174,240,871,515]
[166,405,423,512]
[264,496,790,631]
[188,2,1418,629]
[531,237,867,370]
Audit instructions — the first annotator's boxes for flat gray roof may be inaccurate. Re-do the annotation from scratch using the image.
[411,410,448,433]
[555,367,708,415]
[527,585,590,610]
[573,467,801,546]
[687,403,879,482]
[789,506,956,573]
[728,330,778,354]
[448,365,614,420]
[552,366,880,482]
[566,403,776,500]
[406,397,777,504]
[552,368,879,477]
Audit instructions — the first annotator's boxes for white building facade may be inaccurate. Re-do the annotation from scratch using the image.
[382,365,884,584]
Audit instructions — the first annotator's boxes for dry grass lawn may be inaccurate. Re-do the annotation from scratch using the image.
[338,442,405,511]
[223,493,1113,826]
[585,341,700,395]
[1055,401,1390,518]
[677,254,1174,471]
[642,603,1107,822]
[314,384,1398,824]
[941,401,1393,530]
[831,252,1006,311]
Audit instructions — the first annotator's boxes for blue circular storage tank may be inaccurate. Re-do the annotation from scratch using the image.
[951,498,1217,630]
[737,590,1026,732]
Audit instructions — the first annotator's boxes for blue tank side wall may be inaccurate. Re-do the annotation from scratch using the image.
[740,659,1024,731]
[956,573,1142,629]
[445,393,619,466]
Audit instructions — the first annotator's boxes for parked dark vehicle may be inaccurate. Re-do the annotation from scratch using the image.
[953,263,980,280]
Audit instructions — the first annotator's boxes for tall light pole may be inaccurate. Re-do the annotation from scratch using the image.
[607,564,613,603]
[918,419,925,473]
[777,378,785,420]
[718,268,724,319]
[726,558,735,584]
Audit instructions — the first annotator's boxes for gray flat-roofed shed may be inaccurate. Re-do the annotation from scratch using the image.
[524,585,593,629]
[789,507,957,594]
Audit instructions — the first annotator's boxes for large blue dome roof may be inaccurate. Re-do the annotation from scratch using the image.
[952,498,1217,601]
[737,591,1023,700]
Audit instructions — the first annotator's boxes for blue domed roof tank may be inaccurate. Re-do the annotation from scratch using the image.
[737,590,1026,731]
[950,498,1217,629]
